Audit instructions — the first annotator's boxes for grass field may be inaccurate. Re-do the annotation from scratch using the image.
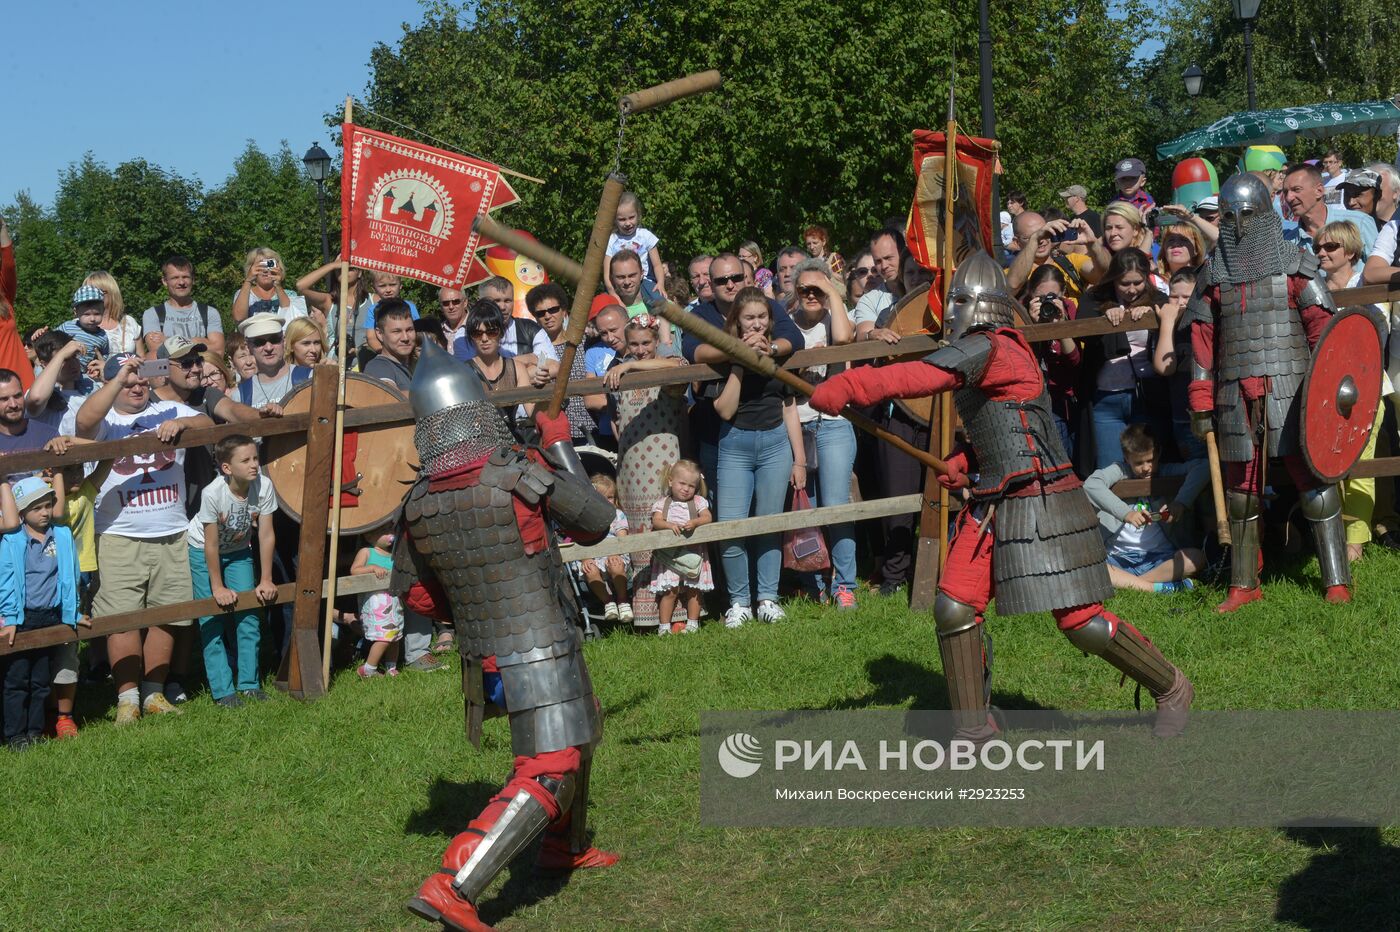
[4,545,1400,930]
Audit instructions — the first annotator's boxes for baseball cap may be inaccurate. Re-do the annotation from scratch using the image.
[1341,169,1382,191]
[103,352,136,381]
[238,315,284,340]
[1195,195,1220,213]
[12,476,55,513]
[156,336,208,361]
[72,284,105,306]
[1114,158,1146,180]
[1239,145,1287,174]
[1058,184,1088,200]
[589,294,620,320]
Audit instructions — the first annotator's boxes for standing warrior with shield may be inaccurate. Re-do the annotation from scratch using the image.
[809,252,1194,739]
[392,338,619,931]
[1186,172,1352,612]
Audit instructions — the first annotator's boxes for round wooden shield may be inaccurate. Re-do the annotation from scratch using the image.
[885,283,938,425]
[264,374,418,535]
[1300,306,1385,483]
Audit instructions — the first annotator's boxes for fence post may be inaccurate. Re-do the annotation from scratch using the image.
[277,366,337,699]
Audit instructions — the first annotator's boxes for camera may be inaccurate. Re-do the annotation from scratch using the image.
[1049,228,1078,243]
[260,258,277,270]
[1144,207,1160,227]
[1037,295,1061,323]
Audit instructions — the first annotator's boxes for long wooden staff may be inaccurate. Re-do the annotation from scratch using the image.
[548,176,625,417]
[322,95,353,686]
[654,302,948,475]
[936,75,958,571]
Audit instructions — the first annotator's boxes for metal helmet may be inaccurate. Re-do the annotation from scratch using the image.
[1218,172,1273,238]
[409,335,515,473]
[943,249,1021,341]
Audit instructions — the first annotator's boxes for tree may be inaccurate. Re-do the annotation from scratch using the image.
[361,0,1149,262]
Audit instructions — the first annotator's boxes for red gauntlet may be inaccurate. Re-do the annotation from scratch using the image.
[534,408,572,448]
[808,362,958,415]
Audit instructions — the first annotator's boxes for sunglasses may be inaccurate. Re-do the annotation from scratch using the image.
[796,285,825,299]
[470,327,501,338]
[851,266,876,278]
[1316,241,1343,253]
[1163,237,1192,249]
[173,355,202,369]
[531,304,564,317]
[250,335,283,348]
[712,273,746,287]
[440,298,464,307]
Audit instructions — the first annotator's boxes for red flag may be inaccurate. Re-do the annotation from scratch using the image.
[341,123,520,288]
[905,131,999,329]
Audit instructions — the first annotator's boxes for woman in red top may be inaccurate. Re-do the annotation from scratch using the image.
[0,217,33,390]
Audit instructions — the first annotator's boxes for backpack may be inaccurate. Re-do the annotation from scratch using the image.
[238,366,313,406]
[151,301,215,335]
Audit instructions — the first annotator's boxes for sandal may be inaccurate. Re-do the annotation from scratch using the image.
[431,632,456,654]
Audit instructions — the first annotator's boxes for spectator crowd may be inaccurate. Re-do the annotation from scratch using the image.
[1,144,1398,747]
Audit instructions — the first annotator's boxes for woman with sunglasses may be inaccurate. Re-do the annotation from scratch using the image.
[463,299,536,426]
[845,249,878,307]
[789,259,858,608]
[1155,223,1204,282]
[524,283,603,445]
[1316,219,1391,561]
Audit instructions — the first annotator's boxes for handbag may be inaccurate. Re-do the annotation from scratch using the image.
[782,488,831,572]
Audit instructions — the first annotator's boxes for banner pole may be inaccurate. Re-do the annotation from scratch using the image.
[321,95,354,687]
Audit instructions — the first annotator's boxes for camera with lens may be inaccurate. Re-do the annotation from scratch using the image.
[1037,295,1062,323]
[1144,207,1161,228]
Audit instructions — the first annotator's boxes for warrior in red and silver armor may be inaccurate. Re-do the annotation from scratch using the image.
[809,252,1193,739]
[392,338,619,931]
[1186,172,1348,612]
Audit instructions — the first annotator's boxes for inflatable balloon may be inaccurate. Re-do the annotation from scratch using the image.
[1172,157,1220,210]
[483,230,549,319]
[1238,145,1286,175]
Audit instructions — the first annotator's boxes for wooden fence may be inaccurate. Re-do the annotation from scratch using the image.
[1,279,1394,695]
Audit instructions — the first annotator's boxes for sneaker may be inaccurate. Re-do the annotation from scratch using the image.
[683,619,700,634]
[603,602,620,621]
[407,654,446,673]
[617,603,634,623]
[756,600,786,623]
[670,621,686,634]
[1152,579,1196,594]
[357,664,382,678]
[239,689,271,703]
[215,695,244,709]
[834,586,858,610]
[163,680,190,704]
[54,714,78,740]
[142,692,181,716]
[8,735,33,752]
[657,624,670,637]
[114,700,141,726]
[723,605,752,629]
[878,580,906,598]
[385,665,400,677]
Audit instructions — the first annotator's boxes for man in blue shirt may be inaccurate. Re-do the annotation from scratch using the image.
[1283,163,1377,255]
[680,253,804,497]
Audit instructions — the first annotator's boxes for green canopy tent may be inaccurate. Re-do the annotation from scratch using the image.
[1155,96,1400,159]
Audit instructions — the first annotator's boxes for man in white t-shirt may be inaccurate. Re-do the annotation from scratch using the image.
[851,227,905,344]
[72,353,213,724]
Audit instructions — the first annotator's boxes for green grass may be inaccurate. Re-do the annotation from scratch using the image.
[5,547,1400,930]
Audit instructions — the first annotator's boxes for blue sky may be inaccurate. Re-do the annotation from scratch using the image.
[0,0,432,208]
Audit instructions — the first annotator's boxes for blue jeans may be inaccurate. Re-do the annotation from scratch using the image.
[1090,386,1173,470]
[717,421,792,606]
[804,418,857,593]
[190,545,261,700]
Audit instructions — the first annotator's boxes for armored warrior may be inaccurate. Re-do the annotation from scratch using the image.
[392,338,619,931]
[1186,172,1348,612]
[809,252,1193,739]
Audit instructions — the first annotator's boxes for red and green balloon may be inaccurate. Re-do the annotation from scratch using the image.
[1172,158,1219,210]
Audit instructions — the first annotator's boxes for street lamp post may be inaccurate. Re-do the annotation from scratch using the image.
[302,142,333,264]
[1231,0,1261,111]
[1182,63,1204,99]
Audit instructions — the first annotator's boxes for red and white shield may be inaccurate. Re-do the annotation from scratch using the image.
[1300,306,1386,483]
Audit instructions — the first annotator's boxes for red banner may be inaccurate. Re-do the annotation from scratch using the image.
[340,123,520,289]
[905,131,999,328]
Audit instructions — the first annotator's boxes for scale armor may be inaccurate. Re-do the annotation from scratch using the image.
[393,452,610,757]
[925,334,1112,616]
